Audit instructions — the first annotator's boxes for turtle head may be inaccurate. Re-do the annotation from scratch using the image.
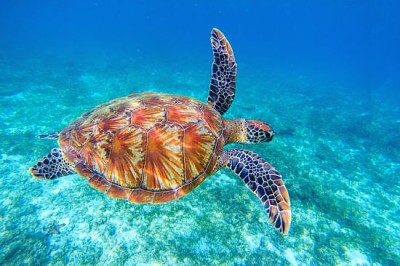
[223,119,274,144]
[244,120,275,143]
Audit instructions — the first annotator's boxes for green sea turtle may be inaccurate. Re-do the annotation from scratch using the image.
[30,28,291,234]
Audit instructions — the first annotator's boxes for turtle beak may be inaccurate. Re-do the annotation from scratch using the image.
[266,128,275,142]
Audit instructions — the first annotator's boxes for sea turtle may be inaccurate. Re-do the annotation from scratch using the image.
[30,28,291,234]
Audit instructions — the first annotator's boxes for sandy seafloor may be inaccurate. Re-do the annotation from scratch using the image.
[0,54,399,265]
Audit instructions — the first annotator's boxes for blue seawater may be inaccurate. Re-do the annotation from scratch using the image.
[0,1,399,265]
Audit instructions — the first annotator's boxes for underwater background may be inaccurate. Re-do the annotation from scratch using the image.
[0,0,399,265]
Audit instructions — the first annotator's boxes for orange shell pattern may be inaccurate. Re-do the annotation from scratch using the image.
[59,92,224,204]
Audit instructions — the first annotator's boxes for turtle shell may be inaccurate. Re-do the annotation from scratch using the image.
[58,92,224,204]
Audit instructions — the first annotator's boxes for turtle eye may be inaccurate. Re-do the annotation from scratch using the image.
[245,120,275,143]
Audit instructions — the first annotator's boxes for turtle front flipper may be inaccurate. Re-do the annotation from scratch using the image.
[220,149,291,234]
[207,28,237,115]
[30,148,76,179]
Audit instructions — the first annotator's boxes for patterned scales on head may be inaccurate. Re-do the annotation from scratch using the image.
[59,92,224,204]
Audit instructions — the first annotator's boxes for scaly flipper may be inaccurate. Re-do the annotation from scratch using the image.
[207,28,237,115]
[220,149,291,234]
[30,148,76,179]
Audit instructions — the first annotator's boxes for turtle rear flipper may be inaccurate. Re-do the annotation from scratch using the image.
[38,132,59,139]
[221,149,291,234]
[207,28,237,115]
[30,148,76,179]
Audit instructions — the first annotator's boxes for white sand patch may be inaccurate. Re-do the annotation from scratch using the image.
[88,229,103,243]
[284,248,298,266]
[50,188,61,194]
[119,229,139,242]
[216,173,237,185]
[244,233,263,251]
[343,249,371,266]
[1,154,24,161]
[73,222,91,241]
[187,204,202,215]
[59,217,70,226]
[39,209,55,220]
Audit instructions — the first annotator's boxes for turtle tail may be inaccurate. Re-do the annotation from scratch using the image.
[29,148,76,179]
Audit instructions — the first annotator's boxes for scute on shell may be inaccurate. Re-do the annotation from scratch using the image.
[58,93,224,203]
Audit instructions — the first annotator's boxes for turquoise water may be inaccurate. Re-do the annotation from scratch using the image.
[1,1,400,265]
[1,54,399,265]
